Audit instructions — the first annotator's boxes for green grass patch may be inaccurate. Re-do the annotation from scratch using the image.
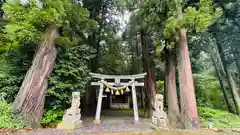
[198,107,240,128]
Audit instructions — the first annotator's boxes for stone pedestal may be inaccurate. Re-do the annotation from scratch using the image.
[57,92,82,130]
[152,116,167,127]
[57,121,82,130]
[93,120,101,124]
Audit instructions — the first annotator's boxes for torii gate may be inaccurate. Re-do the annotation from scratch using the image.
[90,72,147,124]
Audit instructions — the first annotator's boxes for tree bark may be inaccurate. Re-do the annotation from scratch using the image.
[135,35,145,109]
[83,0,103,115]
[12,26,59,128]
[209,47,235,113]
[165,49,183,128]
[216,42,240,115]
[233,47,240,80]
[234,53,240,80]
[227,69,240,115]
[164,73,168,108]
[141,30,156,117]
[177,28,200,129]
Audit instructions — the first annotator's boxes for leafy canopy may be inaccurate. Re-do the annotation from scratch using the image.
[1,0,97,50]
[164,0,222,38]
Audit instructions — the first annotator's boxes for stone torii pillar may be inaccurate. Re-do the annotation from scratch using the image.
[94,79,104,124]
[90,73,146,124]
[131,78,139,121]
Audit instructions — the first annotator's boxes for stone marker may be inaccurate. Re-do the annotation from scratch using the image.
[150,94,168,129]
[57,92,82,130]
[208,121,213,129]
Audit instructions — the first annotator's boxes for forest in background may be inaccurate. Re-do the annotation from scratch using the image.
[0,0,240,130]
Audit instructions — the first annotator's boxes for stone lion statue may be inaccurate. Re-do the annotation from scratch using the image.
[71,92,80,110]
[154,94,163,112]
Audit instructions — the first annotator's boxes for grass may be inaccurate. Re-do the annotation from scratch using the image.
[198,107,240,129]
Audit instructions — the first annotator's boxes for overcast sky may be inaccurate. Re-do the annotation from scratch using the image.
[117,11,131,36]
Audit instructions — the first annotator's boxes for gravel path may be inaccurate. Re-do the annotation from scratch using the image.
[2,116,154,135]
[22,123,154,135]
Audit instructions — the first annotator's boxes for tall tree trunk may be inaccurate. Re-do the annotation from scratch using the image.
[177,28,200,129]
[166,49,182,128]
[83,0,103,115]
[135,35,145,109]
[131,40,135,74]
[209,47,235,113]
[141,30,156,117]
[164,48,168,108]
[233,47,240,80]
[216,42,240,115]
[234,54,240,80]
[12,26,59,128]
[164,73,168,108]
[227,69,240,115]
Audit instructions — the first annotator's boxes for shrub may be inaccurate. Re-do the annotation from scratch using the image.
[156,80,164,94]
[0,75,23,103]
[45,45,93,110]
[40,109,64,127]
[0,98,26,129]
[194,73,227,110]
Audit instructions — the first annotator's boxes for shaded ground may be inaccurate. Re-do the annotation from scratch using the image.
[4,118,153,135]
[1,110,153,135]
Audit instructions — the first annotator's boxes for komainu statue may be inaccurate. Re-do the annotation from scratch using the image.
[57,92,82,129]
[151,94,168,129]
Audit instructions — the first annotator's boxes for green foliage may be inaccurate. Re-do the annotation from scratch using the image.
[0,75,23,103]
[156,80,164,94]
[199,107,240,128]
[46,45,95,109]
[0,98,26,129]
[0,54,27,103]
[1,0,97,50]
[163,0,222,38]
[40,109,64,126]
[0,57,9,77]
[0,2,97,126]
[0,42,35,103]
[99,47,129,75]
[194,73,227,110]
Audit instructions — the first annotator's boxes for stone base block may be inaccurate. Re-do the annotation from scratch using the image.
[93,120,101,124]
[150,123,169,131]
[150,123,158,130]
[57,121,82,130]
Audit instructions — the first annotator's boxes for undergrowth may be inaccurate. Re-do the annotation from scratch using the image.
[40,109,64,127]
[111,107,240,129]
[198,107,240,128]
[0,98,26,129]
